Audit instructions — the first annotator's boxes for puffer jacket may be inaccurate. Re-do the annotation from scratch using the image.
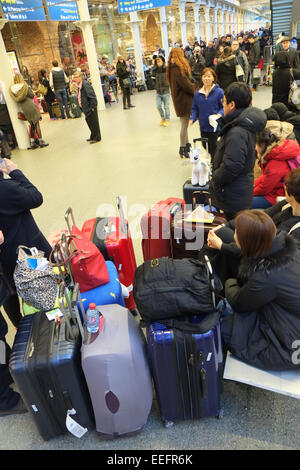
[254,139,300,205]
[9,82,40,124]
[222,232,300,371]
[215,55,238,92]
[151,63,169,95]
[210,106,267,215]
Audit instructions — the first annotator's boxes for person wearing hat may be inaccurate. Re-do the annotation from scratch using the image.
[151,55,170,126]
[272,51,300,111]
[276,37,300,69]
[189,46,206,86]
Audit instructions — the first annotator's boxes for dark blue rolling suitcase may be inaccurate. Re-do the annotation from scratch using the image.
[9,287,95,441]
[146,257,223,426]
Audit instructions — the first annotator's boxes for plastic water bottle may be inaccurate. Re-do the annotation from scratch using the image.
[86,303,99,333]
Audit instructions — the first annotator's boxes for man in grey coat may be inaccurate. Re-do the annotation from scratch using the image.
[231,39,249,83]
[248,34,261,91]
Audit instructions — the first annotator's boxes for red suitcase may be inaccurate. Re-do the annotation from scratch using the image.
[81,197,137,313]
[140,197,185,261]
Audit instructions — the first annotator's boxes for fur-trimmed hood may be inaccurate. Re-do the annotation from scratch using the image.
[9,82,29,103]
[237,232,297,285]
[259,138,300,165]
[218,54,236,66]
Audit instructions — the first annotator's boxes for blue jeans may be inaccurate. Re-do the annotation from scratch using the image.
[55,89,70,119]
[156,93,170,120]
[251,196,272,209]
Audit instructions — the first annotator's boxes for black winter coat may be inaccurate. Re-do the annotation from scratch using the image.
[79,80,98,116]
[116,61,131,89]
[248,39,261,66]
[203,47,217,67]
[151,64,169,95]
[0,170,51,274]
[210,106,267,215]
[222,232,300,371]
[215,55,238,91]
[272,67,300,112]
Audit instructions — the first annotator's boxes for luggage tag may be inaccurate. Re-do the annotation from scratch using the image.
[46,308,63,323]
[66,409,88,438]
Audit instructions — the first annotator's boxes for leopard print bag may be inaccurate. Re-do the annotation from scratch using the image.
[13,246,59,311]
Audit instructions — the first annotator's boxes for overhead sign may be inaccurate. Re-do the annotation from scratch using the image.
[118,0,171,14]
[46,1,79,21]
[0,0,46,21]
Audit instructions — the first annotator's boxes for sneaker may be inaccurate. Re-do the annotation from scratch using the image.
[0,397,28,417]
[163,120,170,127]
[160,119,165,126]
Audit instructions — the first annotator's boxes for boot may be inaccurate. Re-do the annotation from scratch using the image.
[29,138,39,150]
[38,139,49,148]
[185,142,191,154]
[179,146,190,159]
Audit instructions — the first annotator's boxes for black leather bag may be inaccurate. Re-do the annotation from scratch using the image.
[133,256,221,325]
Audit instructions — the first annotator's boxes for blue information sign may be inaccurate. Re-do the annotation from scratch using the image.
[0,0,46,21]
[46,0,79,21]
[118,0,171,14]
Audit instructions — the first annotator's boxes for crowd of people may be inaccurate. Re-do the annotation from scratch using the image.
[1,24,300,418]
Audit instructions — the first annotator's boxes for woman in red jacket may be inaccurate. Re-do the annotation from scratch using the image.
[253,129,300,208]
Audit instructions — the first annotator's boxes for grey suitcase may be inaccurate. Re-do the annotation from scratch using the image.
[77,303,153,437]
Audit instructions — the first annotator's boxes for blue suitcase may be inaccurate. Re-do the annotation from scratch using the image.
[146,256,223,426]
[147,319,223,426]
[78,260,125,314]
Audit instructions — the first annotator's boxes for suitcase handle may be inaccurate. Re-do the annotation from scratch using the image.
[193,137,208,147]
[58,284,75,341]
[117,196,128,236]
[192,191,212,212]
[65,207,76,234]
[169,202,183,218]
[199,368,207,399]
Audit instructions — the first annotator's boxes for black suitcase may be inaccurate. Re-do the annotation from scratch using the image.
[9,287,94,441]
[183,179,210,207]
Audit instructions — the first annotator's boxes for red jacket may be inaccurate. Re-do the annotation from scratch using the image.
[254,140,300,205]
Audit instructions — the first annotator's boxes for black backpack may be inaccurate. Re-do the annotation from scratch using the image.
[133,256,221,329]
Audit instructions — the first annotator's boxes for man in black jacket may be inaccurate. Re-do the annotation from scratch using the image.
[73,71,101,144]
[0,230,28,416]
[248,34,261,91]
[0,159,51,327]
[151,55,170,126]
[210,82,267,219]
[203,41,217,68]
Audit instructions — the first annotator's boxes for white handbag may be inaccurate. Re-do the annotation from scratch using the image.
[288,69,300,110]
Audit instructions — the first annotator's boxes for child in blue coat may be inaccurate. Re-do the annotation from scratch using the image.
[190,67,224,158]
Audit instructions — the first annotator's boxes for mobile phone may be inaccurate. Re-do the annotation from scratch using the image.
[0,157,5,167]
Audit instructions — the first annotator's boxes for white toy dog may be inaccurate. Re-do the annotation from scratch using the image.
[190,147,211,186]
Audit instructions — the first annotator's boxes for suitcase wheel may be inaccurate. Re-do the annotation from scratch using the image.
[216,408,224,419]
[163,420,174,428]
[130,308,138,317]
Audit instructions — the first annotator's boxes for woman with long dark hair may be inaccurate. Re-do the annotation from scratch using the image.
[166,47,196,158]
[38,69,56,120]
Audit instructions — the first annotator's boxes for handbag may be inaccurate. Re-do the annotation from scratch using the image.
[37,82,48,96]
[288,69,300,110]
[17,112,26,121]
[133,256,222,325]
[253,67,261,79]
[61,208,110,292]
[13,246,59,311]
[122,78,131,88]
[235,63,244,80]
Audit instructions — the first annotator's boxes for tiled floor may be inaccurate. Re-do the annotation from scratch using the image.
[3,85,298,451]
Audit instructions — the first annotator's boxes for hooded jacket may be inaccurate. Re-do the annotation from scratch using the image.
[248,37,261,66]
[210,106,267,215]
[9,82,40,124]
[189,53,206,84]
[190,84,224,132]
[222,232,300,371]
[265,103,300,145]
[215,55,238,92]
[254,139,300,205]
[151,59,169,95]
[167,62,196,117]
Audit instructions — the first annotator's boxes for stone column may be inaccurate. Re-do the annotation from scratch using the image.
[159,6,170,59]
[76,0,105,111]
[194,2,201,45]
[226,9,230,35]
[205,5,211,42]
[179,0,188,47]
[129,12,144,83]
[214,7,218,39]
[0,19,29,150]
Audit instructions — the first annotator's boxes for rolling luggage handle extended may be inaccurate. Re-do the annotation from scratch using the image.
[65,207,76,234]
[117,195,128,236]
[193,137,209,146]
[58,283,75,341]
